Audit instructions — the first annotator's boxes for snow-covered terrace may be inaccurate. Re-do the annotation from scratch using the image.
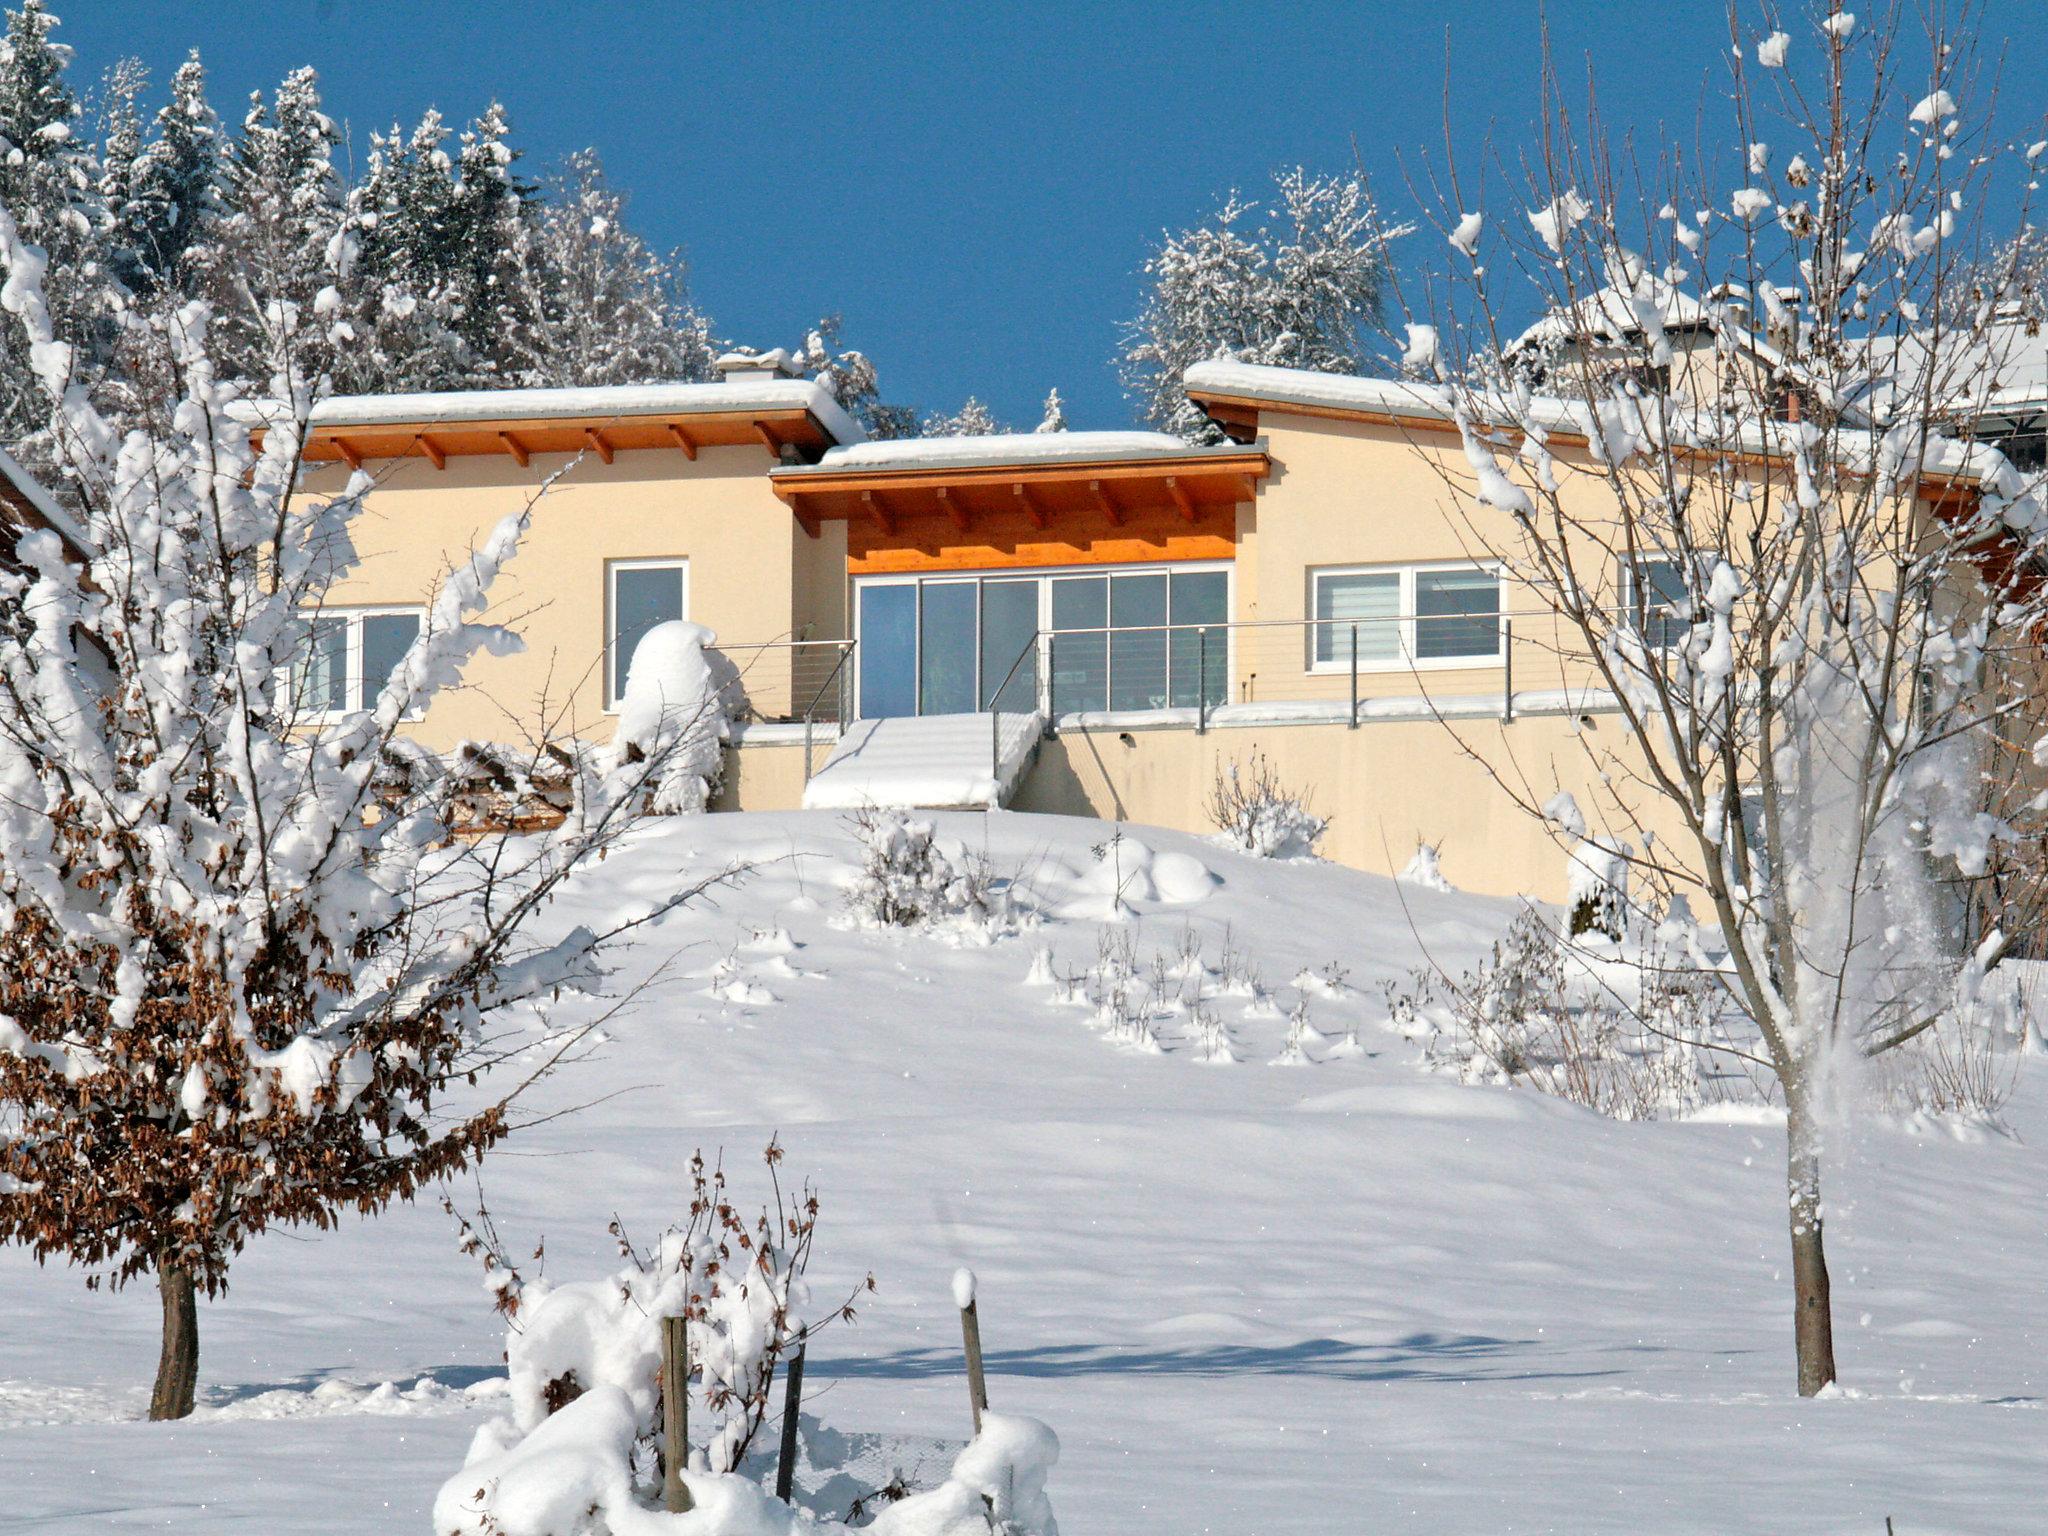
[236,378,864,471]
[769,430,1270,535]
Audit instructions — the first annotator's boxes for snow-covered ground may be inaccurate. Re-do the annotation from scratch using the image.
[3,810,2041,1533]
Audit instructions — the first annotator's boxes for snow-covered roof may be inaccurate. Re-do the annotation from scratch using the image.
[788,430,1228,476]
[1505,282,1718,355]
[1856,314,2048,421]
[238,378,865,446]
[1183,359,2006,487]
[0,446,90,556]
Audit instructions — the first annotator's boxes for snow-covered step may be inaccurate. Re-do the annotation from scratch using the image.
[801,711,1042,811]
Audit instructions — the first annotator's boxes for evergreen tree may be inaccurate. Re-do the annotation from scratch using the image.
[342,110,471,390]
[92,56,146,294]
[217,65,348,392]
[795,315,916,437]
[920,396,1006,436]
[1035,387,1068,432]
[509,149,714,386]
[0,0,104,450]
[444,101,532,381]
[127,50,225,291]
[1120,168,1404,440]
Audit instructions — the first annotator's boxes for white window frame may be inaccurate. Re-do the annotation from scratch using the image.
[295,604,428,718]
[1617,555,1700,652]
[1308,561,1504,673]
[851,560,1233,717]
[604,557,690,711]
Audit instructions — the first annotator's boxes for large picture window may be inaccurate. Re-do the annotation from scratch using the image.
[607,559,688,707]
[854,564,1229,719]
[296,607,424,714]
[1310,564,1501,670]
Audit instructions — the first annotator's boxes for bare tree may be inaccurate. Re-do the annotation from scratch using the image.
[1388,2,2045,1394]
[0,196,721,1418]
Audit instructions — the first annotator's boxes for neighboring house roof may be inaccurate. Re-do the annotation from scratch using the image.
[0,446,90,562]
[1182,358,2006,489]
[770,429,1269,536]
[1504,281,1719,356]
[237,378,866,469]
[1853,313,2048,427]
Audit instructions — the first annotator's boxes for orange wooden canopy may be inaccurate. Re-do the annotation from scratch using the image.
[263,406,840,471]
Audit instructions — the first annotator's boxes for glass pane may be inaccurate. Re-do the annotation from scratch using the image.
[1049,576,1107,713]
[1415,568,1500,660]
[300,615,348,712]
[980,579,1038,710]
[919,581,978,715]
[612,564,684,703]
[857,584,918,719]
[1169,570,1228,626]
[1168,570,1229,709]
[1314,572,1400,665]
[1626,558,1691,648]
[1109,573,1167,711]
[360,612,421,709]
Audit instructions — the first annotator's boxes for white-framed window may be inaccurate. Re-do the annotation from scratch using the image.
[1310,563,1501,670]
[606,558,689,709]
[1618,556,1696,649]
[295,606,425,715]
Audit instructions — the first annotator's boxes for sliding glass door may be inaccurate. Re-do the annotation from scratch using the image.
[856,563,1231,720]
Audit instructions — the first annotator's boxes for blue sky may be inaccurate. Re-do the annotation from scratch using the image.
[52,2,2048,430]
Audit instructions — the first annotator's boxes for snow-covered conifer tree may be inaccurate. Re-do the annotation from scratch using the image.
[1400,3,2047,1395]
[1035,386,1068,432]
[0,183,715,1419]
[920,395,1006,436]
[443,101,532,382]
[0,0,103,448]
[91,54,148,295]
[125,50,225,292]
[508,149,715,386]
[794,315,917,437]
[1121,168,1404,440]
[341,109,473,390]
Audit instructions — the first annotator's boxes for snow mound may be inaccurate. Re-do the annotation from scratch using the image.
[1058,837,1219,919]
[612,621,729,815]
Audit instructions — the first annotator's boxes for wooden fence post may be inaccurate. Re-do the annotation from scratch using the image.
[775,1326,808,1503]
[955,1267,988,1434]
[661,1314,694,1514]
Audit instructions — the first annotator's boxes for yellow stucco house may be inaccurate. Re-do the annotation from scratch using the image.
[279,345,1996,900]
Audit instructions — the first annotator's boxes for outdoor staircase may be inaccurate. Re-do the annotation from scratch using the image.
[801,711,1043,811]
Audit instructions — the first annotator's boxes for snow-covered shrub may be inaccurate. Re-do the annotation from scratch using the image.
[1390,909,1736,1120]
[1205,750,1328,859]
[438,1147,1060,1536]
[1398,842,1455,892]
[610,620,729,814]
[841,809,1011,936]
[1565,837,1633,941]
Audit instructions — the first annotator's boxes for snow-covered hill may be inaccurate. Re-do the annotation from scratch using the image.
[3,810,2042,1533]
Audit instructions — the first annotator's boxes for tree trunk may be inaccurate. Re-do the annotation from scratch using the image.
[149,1258,199,1421]
[1786,1103,1837,1397]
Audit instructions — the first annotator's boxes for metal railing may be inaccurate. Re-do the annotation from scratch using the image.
[969,612,1574,736]
[799,641,856,782]
[709,638,854,727]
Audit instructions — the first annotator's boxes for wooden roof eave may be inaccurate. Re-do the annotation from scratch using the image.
[769,450,1271,508]
[258,405,840,465]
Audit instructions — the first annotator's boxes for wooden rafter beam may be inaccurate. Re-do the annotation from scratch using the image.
[756,422,783,457]
[861,489,896,536]
[417,434,447,470]
[667,422,697,460]
[331,437,363,471]
[935,486,969,533]
[1164,475,1197,523]
[1088,479,1124,526]
[792,503,820,539]
[1012,481,1048,530]
[584,428,614,465]
[499,431,530,467]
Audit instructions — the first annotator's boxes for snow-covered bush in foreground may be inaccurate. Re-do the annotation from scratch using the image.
[841,809,1013,938]
[437,1145,1058,1536]
[1205,750,1328,860]
[610,620,730,814]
